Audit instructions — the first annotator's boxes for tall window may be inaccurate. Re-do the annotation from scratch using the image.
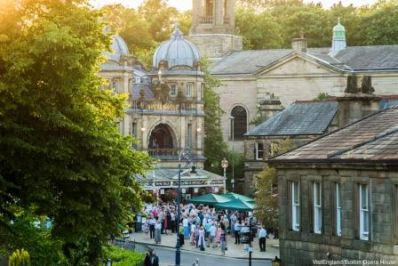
[359,184,369,240]
[186,83,193,97]
[313,182,322,234]
[255,142,264,160]
[292,181,300,232]
[336,183,342,236]
[231,106,247,139]
[132,122,137,137]
[169,83,177,97]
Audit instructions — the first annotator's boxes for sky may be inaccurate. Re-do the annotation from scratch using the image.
[90,0,378,10]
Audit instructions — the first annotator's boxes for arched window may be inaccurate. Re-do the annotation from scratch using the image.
[231,106,247,140]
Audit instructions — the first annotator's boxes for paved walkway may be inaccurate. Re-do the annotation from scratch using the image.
[131,231,279,260]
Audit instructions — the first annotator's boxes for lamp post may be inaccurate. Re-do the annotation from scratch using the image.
[221,158,228,193]
[175,149,191,266]
[229,116,235,192]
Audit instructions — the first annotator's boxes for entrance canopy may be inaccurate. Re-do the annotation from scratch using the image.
[215,198,255,211]
[223,192,255,203]
[188,193,230,205]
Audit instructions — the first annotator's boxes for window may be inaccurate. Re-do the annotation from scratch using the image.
[359,184,369,240]
[187,123,193,147]
[169,83,177,97]
[292,181,300,231]
[313,182,322,234]
[186,83,193,97]
[132,122,137,137]
[336,183,342,236]
[230,106,247,139]
[255,142,264,160]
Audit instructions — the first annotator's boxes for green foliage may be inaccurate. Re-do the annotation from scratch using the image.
[236,0,398,49]
[200,59,228,174]
[0,0,151,264]
[236,8,283,49]
[8,249,31,266]
[254,166,278,229]
[313,92,331,101]
[2,213,65,266]
[255,138,294,228]
[104,246,145,266]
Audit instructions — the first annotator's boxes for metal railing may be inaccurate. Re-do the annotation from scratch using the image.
[147,148,179,157]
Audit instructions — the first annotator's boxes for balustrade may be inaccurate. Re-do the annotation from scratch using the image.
[199,16,213,24]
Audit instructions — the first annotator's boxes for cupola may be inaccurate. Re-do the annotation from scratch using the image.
[153,25,201,70]
[331,18,347,56]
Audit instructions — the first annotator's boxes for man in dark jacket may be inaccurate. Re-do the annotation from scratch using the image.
[150,251,159,266]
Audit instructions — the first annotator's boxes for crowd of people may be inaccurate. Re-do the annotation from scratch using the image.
[141,202,268,255]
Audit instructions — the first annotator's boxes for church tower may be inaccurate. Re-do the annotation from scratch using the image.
[189,0,242,60]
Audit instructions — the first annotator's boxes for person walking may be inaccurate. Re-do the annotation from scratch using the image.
[258,225,267,252]
[154,219,162,244]
[150,251,159,266]
[220,227,226,256]
[198,226,206,251]
[234,221,241,244]
[144,250,152,266]
[149,216,156,239]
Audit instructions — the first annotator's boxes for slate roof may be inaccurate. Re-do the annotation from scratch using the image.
[209,45,398,75]
[245,101,338,136]
[272,107,398,162]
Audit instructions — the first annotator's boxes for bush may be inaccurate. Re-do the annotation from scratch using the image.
[103,246,145,266]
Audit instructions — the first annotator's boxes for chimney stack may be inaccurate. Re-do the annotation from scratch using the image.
[292,32,307,52]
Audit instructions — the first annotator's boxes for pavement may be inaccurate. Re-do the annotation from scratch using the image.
[130,231,280,261]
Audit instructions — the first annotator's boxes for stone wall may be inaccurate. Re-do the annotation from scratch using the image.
[277,167,398,266]
[189,33,242,59]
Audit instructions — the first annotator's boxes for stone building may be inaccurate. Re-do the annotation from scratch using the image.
[188,0,398,193]
[269,107,398,266]
[100,28,225,199]
[242,77,386,195]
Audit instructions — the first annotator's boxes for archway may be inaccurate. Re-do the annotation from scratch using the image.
[148,124,176,156]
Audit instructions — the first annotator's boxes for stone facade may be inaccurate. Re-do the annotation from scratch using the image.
[275,166,398,266]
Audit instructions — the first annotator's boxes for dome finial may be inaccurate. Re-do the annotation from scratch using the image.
[338,17,341,24]
[171,20,183,39]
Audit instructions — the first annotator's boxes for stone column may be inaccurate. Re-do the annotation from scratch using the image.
[180,116,186,149]
[141,117,148,150]
[192,0,201,31]
[123,70,130,94]
[215,0,223,25]
[227,0,235,29]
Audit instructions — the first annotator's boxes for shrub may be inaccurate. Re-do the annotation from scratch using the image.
[103,246,145,266]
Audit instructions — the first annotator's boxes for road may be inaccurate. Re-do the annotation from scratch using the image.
[134,243,272,266]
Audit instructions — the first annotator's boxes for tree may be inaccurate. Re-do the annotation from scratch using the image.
[200,59,228,174]
[0,0,151,264]
[236,8,283,49]
[254,138,293,231]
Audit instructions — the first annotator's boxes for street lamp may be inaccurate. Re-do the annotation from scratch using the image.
[175,149,191,266]
[229,116,235,192]
[221,158,228,193]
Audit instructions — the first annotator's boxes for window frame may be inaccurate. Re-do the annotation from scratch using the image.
[255,142,264,160]
[313,182,322,234]
[335,183,342,237]
[169,83,177,97]
[185,83,193,97]
[291,181,300,232]
[359,183,369,241]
